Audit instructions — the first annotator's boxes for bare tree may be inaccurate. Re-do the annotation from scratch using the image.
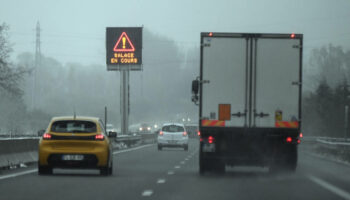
[0,23,28,96]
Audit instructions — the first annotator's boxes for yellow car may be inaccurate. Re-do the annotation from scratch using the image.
[38,116,114,176]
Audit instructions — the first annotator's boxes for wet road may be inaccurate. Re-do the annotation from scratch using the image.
[1,139,350,200]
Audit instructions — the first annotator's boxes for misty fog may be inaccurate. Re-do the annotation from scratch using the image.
[2,29,198,134]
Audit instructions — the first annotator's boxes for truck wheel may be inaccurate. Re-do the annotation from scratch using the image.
[199,159,206,175]
[270,145,297,173]
[285,145,297,172]
[158,145,162,151]
[214,161,225,174]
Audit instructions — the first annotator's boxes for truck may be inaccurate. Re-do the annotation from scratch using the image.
[191,32,303,174]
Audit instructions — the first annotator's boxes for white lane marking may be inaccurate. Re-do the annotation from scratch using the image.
[157,179,166,184]
[113,144,155,155]
[168,171,175,175]
[180,161,185,165]
[308,175,350,200]
[174,165,181,169]
[142,190,153,197]
[185,158,189,161]
[0,169,37,180]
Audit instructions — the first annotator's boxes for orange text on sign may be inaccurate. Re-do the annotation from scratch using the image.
[110,58,138,64]
[114,53,134,58]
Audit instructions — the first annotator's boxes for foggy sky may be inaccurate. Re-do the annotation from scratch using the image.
[1,0,350,65]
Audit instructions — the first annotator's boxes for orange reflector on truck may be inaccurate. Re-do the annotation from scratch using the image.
[275,121,299,128]
[219,104,231,121]
[202,120,225,127]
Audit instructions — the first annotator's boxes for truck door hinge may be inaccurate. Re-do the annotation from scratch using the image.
[254,112,269,118]
[232,112,246,117]
[293,45,302,49]
[201,43,211,47]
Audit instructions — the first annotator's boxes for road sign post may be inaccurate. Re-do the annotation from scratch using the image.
[106,27,142,135]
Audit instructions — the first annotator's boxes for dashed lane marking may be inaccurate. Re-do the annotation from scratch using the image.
[142,190,153,197]
[180,161,185,165]
[174,165,181,169]
[308,175,350,200]
[168,171,175,175]
[157,179,166,184]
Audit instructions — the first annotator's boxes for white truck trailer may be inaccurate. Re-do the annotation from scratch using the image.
[192,32,303,174]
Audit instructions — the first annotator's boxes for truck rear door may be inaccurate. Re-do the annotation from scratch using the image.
[200,33,302,129]
[253,37,301,128]
[201,35,248,127]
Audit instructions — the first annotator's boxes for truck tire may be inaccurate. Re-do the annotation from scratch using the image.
[214,161,225,174]
[270,145,297,173]
[285,145,297,172]
[199,158,207,175]
[200,158,225,174]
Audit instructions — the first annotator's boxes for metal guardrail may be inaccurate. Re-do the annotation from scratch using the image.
[0,133,156,169]
[301,136,350,163]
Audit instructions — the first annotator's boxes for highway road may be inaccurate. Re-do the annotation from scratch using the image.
[1,139,350,200]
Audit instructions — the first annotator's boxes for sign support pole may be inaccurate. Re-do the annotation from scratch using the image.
[345,105,349,139]
[120,68,130,135]
[106,27,142,136]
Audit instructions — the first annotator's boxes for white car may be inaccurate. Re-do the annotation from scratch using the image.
[106,124,117,137]
[157,123,188,151]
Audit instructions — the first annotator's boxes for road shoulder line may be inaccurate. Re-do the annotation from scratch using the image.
[0,169,37,180]
[308,175,350,200]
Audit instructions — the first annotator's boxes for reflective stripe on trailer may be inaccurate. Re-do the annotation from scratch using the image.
[201,120,225,127]
[275,121,299,128]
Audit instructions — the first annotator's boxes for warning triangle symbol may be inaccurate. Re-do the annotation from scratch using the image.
[113,32,135,52]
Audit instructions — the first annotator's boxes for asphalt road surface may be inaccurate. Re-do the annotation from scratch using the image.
[1,139,350,200]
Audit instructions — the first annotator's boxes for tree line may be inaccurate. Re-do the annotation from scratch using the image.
[0,23,198,136]
[303,44,350,137]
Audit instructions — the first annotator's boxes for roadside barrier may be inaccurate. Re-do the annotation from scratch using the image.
[0,134,156,169]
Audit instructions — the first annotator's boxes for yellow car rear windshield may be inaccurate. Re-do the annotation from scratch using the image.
[51,120,97,133]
